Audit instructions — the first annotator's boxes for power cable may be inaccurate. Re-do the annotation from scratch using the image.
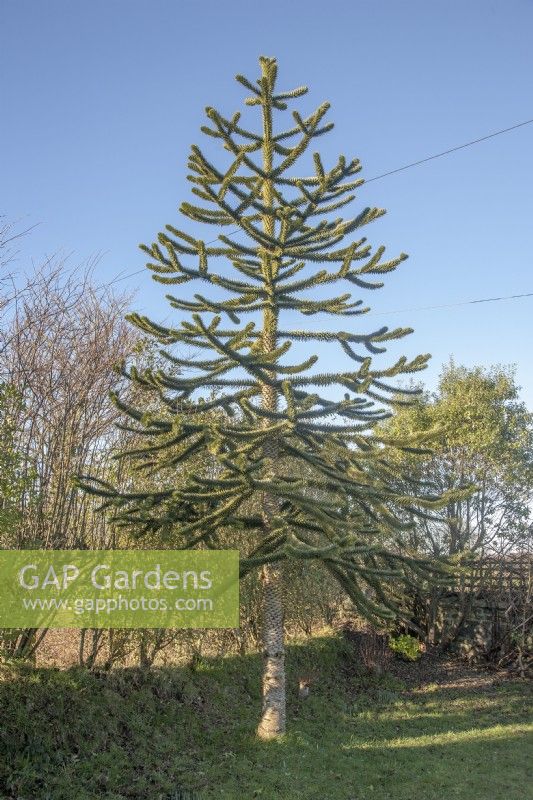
[364,117,533,183]
[106,116,533,288]
[367,291,533,317]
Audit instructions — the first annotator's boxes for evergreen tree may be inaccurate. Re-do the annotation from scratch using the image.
[382,362,533,558]
[80,57,447,738]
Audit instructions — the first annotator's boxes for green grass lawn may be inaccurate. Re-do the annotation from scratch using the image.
[1,634,531,800]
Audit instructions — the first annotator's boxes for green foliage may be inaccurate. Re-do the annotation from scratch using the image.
[388,633,421,661]
[387,361,532,469]
[79,57,449,624]
[382,361,533,555]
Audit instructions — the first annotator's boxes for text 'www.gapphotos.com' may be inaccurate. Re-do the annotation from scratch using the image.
[21,595,214,615]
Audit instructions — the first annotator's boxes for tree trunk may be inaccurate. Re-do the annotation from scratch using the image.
[257,563,286,739]
[256,57,286,738]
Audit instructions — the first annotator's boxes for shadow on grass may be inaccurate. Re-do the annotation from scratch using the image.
[0,635,531,800]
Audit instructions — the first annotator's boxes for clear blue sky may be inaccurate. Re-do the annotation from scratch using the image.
[2,1,532,405]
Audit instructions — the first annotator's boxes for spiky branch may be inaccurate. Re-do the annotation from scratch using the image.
[79,56,452,625]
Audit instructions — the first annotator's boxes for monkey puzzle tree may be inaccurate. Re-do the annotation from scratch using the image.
[80,57,446,738]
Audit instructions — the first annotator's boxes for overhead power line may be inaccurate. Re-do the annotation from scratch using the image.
[108,116,533,287]
[367,291,533,317]
[364,117,533,183]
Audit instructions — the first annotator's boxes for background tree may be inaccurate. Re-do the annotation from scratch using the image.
[384,362,533,558]
[80,56,449,738]
[0,383,28,541]
[0,215,20,305]
[0,215,41,358]
[0,257,135,659]
[382,361,533,642]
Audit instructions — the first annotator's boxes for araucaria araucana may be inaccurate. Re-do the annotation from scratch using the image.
[80,57,447,738]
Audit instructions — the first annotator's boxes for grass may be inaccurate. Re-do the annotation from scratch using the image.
[0,634,531,800]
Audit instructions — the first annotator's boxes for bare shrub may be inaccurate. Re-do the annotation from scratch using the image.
[352,626,392,676]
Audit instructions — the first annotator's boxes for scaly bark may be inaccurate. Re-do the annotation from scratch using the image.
[257,563,285,738]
